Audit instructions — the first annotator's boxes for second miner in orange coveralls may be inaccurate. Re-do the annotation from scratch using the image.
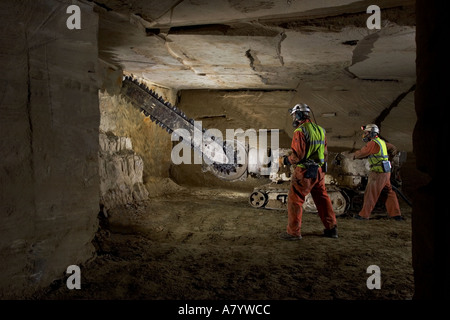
[279,103,338,240]
[351,124,403,221]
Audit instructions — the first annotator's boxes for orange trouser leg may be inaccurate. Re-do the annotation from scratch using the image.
[384,178,401,217]
[287,167,310,237]
[287,167,337,236]
[359,172,401,218]
[359,172,385,218]
[310,169,337,229]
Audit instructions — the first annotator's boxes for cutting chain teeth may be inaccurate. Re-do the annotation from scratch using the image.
[121,76,240,176]
[123,76,188,135]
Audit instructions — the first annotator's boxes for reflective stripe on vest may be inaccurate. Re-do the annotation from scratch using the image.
[294,122,326,168]
[369,137,388,172]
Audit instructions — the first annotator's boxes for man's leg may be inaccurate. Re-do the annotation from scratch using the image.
[358,172,386,219]
[286,168,312,237]
[310,168,337,230]
[384,174,402,218]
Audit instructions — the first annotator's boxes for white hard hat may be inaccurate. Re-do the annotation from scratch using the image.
[361,124,379,134]
[289,103,310,115]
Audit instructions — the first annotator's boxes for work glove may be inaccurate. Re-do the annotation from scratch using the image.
[279,155,290,166]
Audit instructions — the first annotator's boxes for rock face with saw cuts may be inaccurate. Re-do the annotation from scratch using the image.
[98,132,149,211]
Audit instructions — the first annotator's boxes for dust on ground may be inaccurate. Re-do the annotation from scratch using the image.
[38,187,413,300]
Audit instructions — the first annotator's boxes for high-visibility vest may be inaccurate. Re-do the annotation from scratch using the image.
[369,137,389,172]
[294,121,326,168]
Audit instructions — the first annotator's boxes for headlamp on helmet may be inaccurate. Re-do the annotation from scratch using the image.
[361,124,379,142]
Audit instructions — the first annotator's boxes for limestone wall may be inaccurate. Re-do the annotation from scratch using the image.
[0,1,100,298]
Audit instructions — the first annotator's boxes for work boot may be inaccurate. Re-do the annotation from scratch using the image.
[279,232,302,241]
[323,226,338,238]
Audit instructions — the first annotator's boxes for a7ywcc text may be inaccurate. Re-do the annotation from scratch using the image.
[178,304,271,317]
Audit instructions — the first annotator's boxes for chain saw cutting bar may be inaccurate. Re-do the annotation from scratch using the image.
[121,76,244,177]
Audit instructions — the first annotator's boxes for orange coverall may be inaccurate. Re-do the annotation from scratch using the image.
[354,140,402,219]
[285,121,337,237]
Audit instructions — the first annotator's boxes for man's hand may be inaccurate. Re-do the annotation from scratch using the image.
[279,156,285,167]
[279,155,290,167]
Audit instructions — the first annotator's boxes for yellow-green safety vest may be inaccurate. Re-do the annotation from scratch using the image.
[369,137,388,172]
[294,122,326,168]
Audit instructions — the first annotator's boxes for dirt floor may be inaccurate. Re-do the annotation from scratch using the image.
[37,185,413,301]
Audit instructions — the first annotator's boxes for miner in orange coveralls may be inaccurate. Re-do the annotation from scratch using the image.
[349,124,403,221]
[279,103,338,240]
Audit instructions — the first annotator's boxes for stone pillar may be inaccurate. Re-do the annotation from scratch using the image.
[98,132,149,211]
[413,0,450,299]
[0,0,100,298]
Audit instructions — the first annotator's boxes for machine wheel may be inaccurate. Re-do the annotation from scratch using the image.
[303,194,318,213]
[209,139,248,181]
[329,190,349,216]
[249,191,268,208]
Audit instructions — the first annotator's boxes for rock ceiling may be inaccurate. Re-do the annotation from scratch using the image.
[94,0,416,150]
